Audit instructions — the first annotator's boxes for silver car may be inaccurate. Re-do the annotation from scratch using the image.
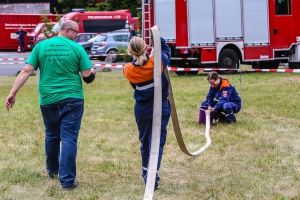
[78,35,98,54]
[90,32,130,58]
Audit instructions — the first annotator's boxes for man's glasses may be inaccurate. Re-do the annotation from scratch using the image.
[69,28,78,34]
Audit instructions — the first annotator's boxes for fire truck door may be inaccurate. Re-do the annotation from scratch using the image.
[272,0,294,48]
[154,0,176,42]
[188,0,214,47]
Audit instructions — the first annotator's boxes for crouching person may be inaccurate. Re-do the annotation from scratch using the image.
[201,71,241,123]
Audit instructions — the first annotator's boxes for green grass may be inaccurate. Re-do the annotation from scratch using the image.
[1,71,300,200]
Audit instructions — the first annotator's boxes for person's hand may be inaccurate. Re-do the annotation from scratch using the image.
[91,67,97,75]
[5,93,16,110]
[208,106,215,112]
[149,25,160,46]
[150,48,154,58]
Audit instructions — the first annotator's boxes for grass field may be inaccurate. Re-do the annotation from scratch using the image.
[0,70,300,200]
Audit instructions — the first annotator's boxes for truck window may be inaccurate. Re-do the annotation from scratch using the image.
[114,34,129,42]
[52,20,63,32]
[95,35,107,42]
[276,0,291,15]
[83,20,127,33]
[31,24,44,34]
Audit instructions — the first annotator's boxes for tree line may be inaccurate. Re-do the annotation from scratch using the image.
[58,0,141,17]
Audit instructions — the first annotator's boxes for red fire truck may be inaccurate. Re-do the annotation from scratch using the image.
[27,22,58,49]
[36,9,139,42]
[142,0,300,74]
[0,14,59,51]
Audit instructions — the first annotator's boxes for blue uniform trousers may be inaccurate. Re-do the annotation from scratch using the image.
[134,100,170,188]
[201,100,240,123]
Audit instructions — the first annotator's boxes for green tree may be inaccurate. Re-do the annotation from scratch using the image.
[86,2,111,11]
[58,0,94,13]
[41,8,62,39]
[108,0,141,17]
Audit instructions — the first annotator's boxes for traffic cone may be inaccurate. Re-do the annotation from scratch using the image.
[17,46,21,53]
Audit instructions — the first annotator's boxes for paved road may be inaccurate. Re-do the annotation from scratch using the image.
[0,51,124,76]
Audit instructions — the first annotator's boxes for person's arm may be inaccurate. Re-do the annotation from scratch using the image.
[5,64,35,110]
[214,87,232,111]
[206,87,215,107]
[81,67,97,83]
[160,37,171,68]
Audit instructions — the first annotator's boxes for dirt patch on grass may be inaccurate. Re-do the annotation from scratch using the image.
[280,77,300,82]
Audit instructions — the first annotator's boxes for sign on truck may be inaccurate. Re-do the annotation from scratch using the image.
[0,14,59,50]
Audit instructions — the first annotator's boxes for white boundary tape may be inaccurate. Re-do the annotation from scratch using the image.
[1,59,299,73]
[0,58,28,61]
[90,53,129,57]
[0,62,25,64]
[92,64,300,73]
[90,54,197,60]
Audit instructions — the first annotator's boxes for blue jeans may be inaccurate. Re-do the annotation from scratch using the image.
[40,98,84,188]
[134,100,171,187]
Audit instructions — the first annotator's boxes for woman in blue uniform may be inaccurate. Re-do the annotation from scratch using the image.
[201,71,242,123]
[123,35,171,190]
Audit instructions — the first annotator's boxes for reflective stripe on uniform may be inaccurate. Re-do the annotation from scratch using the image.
[136,83,154,91]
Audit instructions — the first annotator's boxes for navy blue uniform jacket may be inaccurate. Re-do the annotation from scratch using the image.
[206,78,241,111]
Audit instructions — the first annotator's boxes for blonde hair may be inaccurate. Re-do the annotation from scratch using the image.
[127,37,147,66]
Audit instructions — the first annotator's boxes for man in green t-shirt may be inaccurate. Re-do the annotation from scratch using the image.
[5,20,97,190]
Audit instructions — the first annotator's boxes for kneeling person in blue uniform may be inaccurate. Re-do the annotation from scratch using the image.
[201,71,241,123]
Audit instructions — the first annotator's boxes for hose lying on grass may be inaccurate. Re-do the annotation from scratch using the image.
[143,26,212,200]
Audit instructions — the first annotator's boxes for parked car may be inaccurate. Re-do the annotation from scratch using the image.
[78,35,98,55]
[74,33,97,43]
[36,32,97,44]
[90,32,130,60]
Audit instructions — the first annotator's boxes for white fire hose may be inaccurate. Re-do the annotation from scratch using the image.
[143,26,212,200]
[143,25,162,200]
[165,69,212,156]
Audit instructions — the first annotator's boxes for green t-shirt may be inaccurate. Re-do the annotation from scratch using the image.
[26,36,92,106]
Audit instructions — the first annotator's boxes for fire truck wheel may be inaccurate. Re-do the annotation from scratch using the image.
[253,60,280,69]
[175,71,186,76]
[218,49,239,74]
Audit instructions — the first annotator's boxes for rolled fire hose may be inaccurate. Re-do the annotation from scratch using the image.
[143,26,212,200]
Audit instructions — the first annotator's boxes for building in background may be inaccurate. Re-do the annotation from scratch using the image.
[0,0,108,14]
[0,3,50,14]
[0,0,63,13]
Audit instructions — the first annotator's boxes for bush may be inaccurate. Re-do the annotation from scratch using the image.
[117,47,132,62]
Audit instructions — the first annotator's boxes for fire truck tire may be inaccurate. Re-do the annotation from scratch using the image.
[174,71,198,76]
[218,49,239,74]
[175,71,186,76]
[288,62,300,69]
[252,60,280,69]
